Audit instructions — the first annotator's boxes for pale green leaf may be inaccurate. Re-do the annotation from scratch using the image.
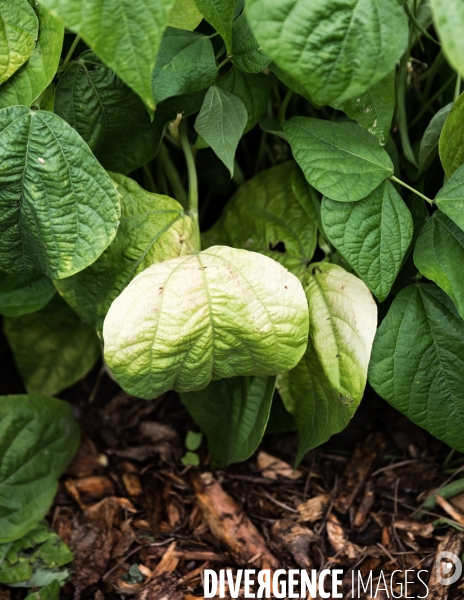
[435,163,464,230]
[202,162,318,277]
[0,394,79,543]
[181,375,275,467]
[247,0,408,106]
[230,13,270,74]
[194,85,247,176]
[103,246,309,399]
[0,106,120,278]
[419,103,452,173]
[193,0,234,51]
[0,272,55,317]
[167,0,203,29]
[321,181,413,301]
[439,92,464,178]
[0,5,63,110]
[368,284,464,452]
[0,0,38,85]
[4,295,101,395]
[430,0,464,79]
[55,173,195,334]
[38,0,175,109]
[414,211,464,319]
[152,28,217,105]
[283,117,393,201]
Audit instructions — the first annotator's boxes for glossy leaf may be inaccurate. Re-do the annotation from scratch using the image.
[193,0,234,51]
[180,375,275,467]
[0,394,79,543]
[0,0,38,85]
[216,67,271,132]
[55,173,195,334]
[203,162,318,277]
[439,92,464,177]
[167,0,203,30]
[152,28,216,105]
[247,0,408,106]
[283,117,393,201]
[419,103,452,173]
[0,272,55,317]
[435,163,464,231]
[230,13,270,74]
[39,0,174,110]
[0,5,63,110]
[369,284,464,452]
[321,181,413,301]
[0,106,120,278]
[103,246,309,399]
[194,85,247,176]
[430,0,464,79]
[414,211,464,319]
[4,295,100,395]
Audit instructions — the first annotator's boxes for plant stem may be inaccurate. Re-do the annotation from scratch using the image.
[455,74,462,102]
[390,175,433,204]
[397,54,418,168]
[179,125,201,251]
[207,32,220,39]
[410,73,456,126]
[158,143,188,209]
[217,57,230,71]
[143,165,157,193]
[278,89,293,122]
[61,35,81,70]
[404,3,441,45]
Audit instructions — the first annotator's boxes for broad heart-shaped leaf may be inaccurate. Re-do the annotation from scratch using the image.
[55,173,195,334]
[419,103,452,173]
[216,67,271,133]
[246,0,408,106]
[167,0,203,30]
[202,162,318,278]
[435,163,464,231]
[414,211,464,319]
[0,106,120,278]
[230,13,270,74]
[193,0,235,51]
[55,51,167,175]
[103,246,309,399]
[4,295,100,395]
[305,262,377,405]
[283,117,393,202]
[0,0,38,85]
[39,0,174,110]
[321,181,413,301]
[439,92,464,178]
[0,272,55,317]
[152,28,216,105]
[180,375,275,468]
[0,394,79,543]
[430,0,464,80]
[332,71,396,145]
[194,86,247,176]
[369,284,464,452]
[0,4,63,110]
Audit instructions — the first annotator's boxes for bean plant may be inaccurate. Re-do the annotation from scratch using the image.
[1,0,464,590]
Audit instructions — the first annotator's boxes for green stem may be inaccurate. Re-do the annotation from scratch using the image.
[217,57,230,71]
[390,175,433,204]
[455,74,462,102]
[404,3,441,45]
[278,89,293,122]
[179,125,201,252]
[158,143,188,209]
[397,54,419,168]
[410,73,456,126]
[143,165,157,193]
[61,35,81,70]
[207,32,220,39]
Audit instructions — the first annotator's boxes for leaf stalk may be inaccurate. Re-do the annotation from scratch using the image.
[179,124,201,251]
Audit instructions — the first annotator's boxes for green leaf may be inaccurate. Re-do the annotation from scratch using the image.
[435,163,464,231]
[194,85,247,176]
[54,51,167,175]
[217,67,271,133]
[25,580,60,600]
[269,62,315,105]
[167,0,203,30]
[283,117,393,202]
[180,375,275,467]
[193,0,235,51]
[0,272,55,317]
[0,394,79,543]
[181,451,200,466]
[203,162,318,277]
[247,0,408,106]
[55,173,195,334]
[0,106,120,278]
[4,295,100,395]
[185,431,202,451]
[0,0,38,85]
[414,211,464,319]
[419,103,452,173]
[230,13,270,74]
[439,92,464,178]
[321,181,413,301]
[103,246,309,399]
[430,0,464,79]
[152,28,217,105]
[368,284,464,453]
[0,5,63,110]
[333,71,396,145]
[39,0,175,110]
